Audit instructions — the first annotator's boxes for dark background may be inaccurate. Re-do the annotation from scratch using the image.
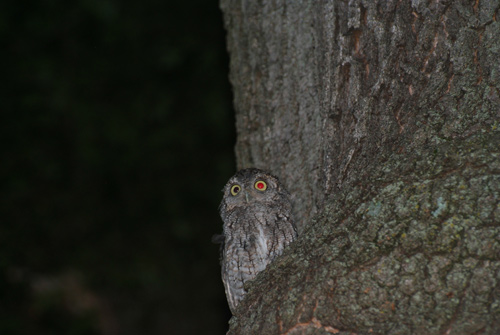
[1,0,234,334]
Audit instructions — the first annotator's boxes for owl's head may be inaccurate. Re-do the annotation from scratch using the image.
[219,168,290,213]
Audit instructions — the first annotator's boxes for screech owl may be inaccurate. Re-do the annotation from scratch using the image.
[215,168,297,313]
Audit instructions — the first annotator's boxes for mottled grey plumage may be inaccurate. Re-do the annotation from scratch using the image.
[216,168,297,313]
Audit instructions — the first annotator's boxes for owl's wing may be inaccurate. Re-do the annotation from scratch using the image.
[211,233,225,265]
[267,214,297,262]
[211,233,225,244]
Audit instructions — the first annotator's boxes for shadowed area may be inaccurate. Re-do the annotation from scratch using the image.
[1,0,234,334]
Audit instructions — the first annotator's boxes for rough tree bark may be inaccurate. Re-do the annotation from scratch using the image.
[220,0,500,334]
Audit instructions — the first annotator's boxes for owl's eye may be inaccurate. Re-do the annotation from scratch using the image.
[254,180,267,191]
[230,184,241,196]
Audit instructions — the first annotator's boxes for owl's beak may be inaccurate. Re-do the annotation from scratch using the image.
[244,191,250,203]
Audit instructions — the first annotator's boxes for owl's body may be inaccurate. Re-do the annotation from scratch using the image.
[217,168,297,313]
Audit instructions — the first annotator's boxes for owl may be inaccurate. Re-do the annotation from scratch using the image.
[215,168,297,313]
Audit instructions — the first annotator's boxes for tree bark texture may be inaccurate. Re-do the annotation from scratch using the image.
[220,0,500,334]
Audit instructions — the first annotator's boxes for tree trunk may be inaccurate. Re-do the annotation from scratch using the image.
[220,0,500,334]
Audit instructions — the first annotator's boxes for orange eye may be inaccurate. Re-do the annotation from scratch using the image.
[254,180,267,191]
[230,184,241,196]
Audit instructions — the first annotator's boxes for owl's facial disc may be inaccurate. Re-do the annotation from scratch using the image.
[222,170,282,212]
